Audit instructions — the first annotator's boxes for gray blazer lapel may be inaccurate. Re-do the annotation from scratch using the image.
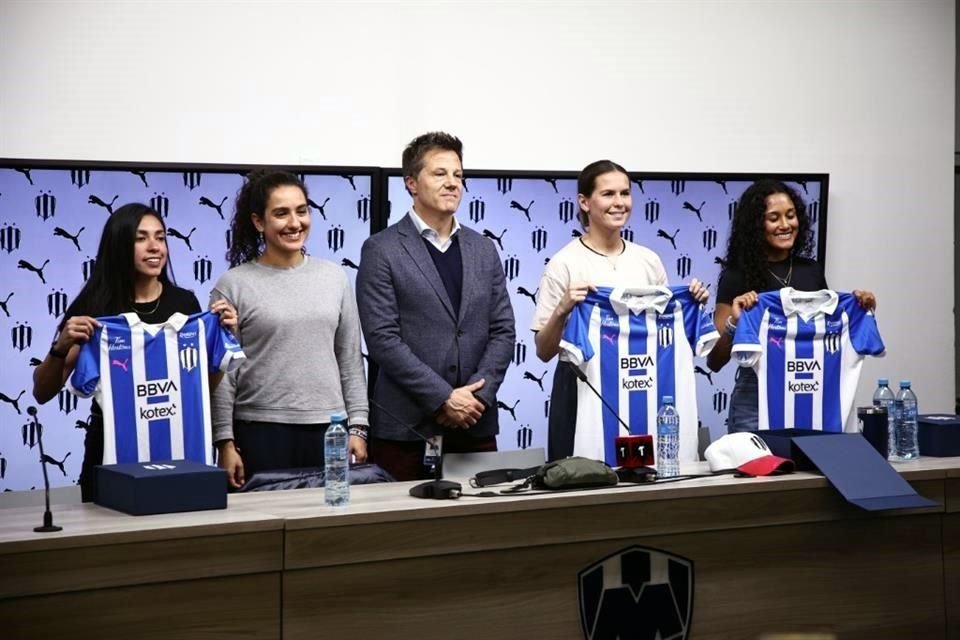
[397,215,456,320]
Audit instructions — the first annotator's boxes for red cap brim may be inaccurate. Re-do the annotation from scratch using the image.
[737,455,795,477]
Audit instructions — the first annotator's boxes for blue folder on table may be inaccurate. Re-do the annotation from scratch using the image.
[791,434,938,511]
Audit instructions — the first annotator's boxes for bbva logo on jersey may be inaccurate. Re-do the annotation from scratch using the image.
[136,379,178,398]
[786,359,821,373]
[578,545,694,640]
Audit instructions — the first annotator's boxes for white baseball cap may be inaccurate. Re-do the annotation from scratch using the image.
[705,432,795,476]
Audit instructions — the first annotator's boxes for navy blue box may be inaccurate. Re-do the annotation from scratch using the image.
[918,414,960,457]
[96,459,227,515]
[755,429,843,471]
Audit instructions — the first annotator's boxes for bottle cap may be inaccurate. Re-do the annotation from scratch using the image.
[899,380,910,389]
[329,412,348,424]
[878,378,888,386]
[662,395,674,405]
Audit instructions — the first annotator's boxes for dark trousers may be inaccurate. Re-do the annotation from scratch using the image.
[547,361,579,461]
[79,420,104,503]
[370,430,498,481]
[234,420,329,479]
[728,368,760,433]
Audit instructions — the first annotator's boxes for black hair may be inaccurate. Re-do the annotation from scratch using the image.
[722,179,815,291]
[226,169,308,266]
[59,203,174,330]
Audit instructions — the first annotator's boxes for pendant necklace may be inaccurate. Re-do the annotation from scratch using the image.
[768,257,794,288]
[581,237,626,270]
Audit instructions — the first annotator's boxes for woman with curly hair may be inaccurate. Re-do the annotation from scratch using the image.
[707,179,876,432]
[211,169,368,488]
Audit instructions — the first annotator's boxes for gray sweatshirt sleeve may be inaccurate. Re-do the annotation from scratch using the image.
[335,272,369,427]
[210,281,237,443]
[212,367,238,443]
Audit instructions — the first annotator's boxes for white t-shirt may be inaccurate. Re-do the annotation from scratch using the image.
[532,238,668,331]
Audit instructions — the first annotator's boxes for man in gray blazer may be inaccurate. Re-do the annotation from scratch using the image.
[356,132,516,481]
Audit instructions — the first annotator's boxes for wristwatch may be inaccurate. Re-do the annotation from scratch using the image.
[49,345,69,359]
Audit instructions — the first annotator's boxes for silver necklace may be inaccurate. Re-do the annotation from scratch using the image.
[768,257,793,288]
[581,237,626,270]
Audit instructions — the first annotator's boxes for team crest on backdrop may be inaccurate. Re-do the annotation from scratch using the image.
[0,166,372,490]
[0,165,821,490]
[386,173,822,462]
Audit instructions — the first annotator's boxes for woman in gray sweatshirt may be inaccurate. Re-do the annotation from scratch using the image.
[211,169,368,489]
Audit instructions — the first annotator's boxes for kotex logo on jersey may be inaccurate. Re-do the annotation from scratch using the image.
[136,378,179,420]
[786,358,821,393]
[620,354,655,391]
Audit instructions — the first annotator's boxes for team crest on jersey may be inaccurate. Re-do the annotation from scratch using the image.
[657,325,674,347]
[179,345,199,372]
[578,545,694,640]
[824,332,841,354]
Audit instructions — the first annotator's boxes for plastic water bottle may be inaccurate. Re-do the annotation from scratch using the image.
[324,412,350,506]
[873,378,896,460]
[656,396,680,479]
[894,380,920,460]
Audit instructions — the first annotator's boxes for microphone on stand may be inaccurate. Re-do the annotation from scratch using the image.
[569,366,657,482]
[369,399,461,500]
[28,406,63,533]
[569,367,631,433]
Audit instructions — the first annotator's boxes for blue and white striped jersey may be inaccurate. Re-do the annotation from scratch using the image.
[732,288,885,431]
[69,311,245,464]
[560,286,718,465]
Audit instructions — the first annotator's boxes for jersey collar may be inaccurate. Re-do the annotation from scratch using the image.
[608,286,673,316]
[120,311,190,335]
[779,288,838,321]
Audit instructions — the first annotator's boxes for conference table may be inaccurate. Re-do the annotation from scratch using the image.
[1,458,958,639]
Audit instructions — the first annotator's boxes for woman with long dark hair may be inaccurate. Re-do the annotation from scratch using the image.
[211,169,368,489]
[707,179,876,431]
[32,203,236,500]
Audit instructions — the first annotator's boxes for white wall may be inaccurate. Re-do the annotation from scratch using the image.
[0,0,955,412]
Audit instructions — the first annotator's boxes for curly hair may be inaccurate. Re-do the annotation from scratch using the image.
[722,179,815,291]
[576,159,629,228]
[226,169,308,267]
